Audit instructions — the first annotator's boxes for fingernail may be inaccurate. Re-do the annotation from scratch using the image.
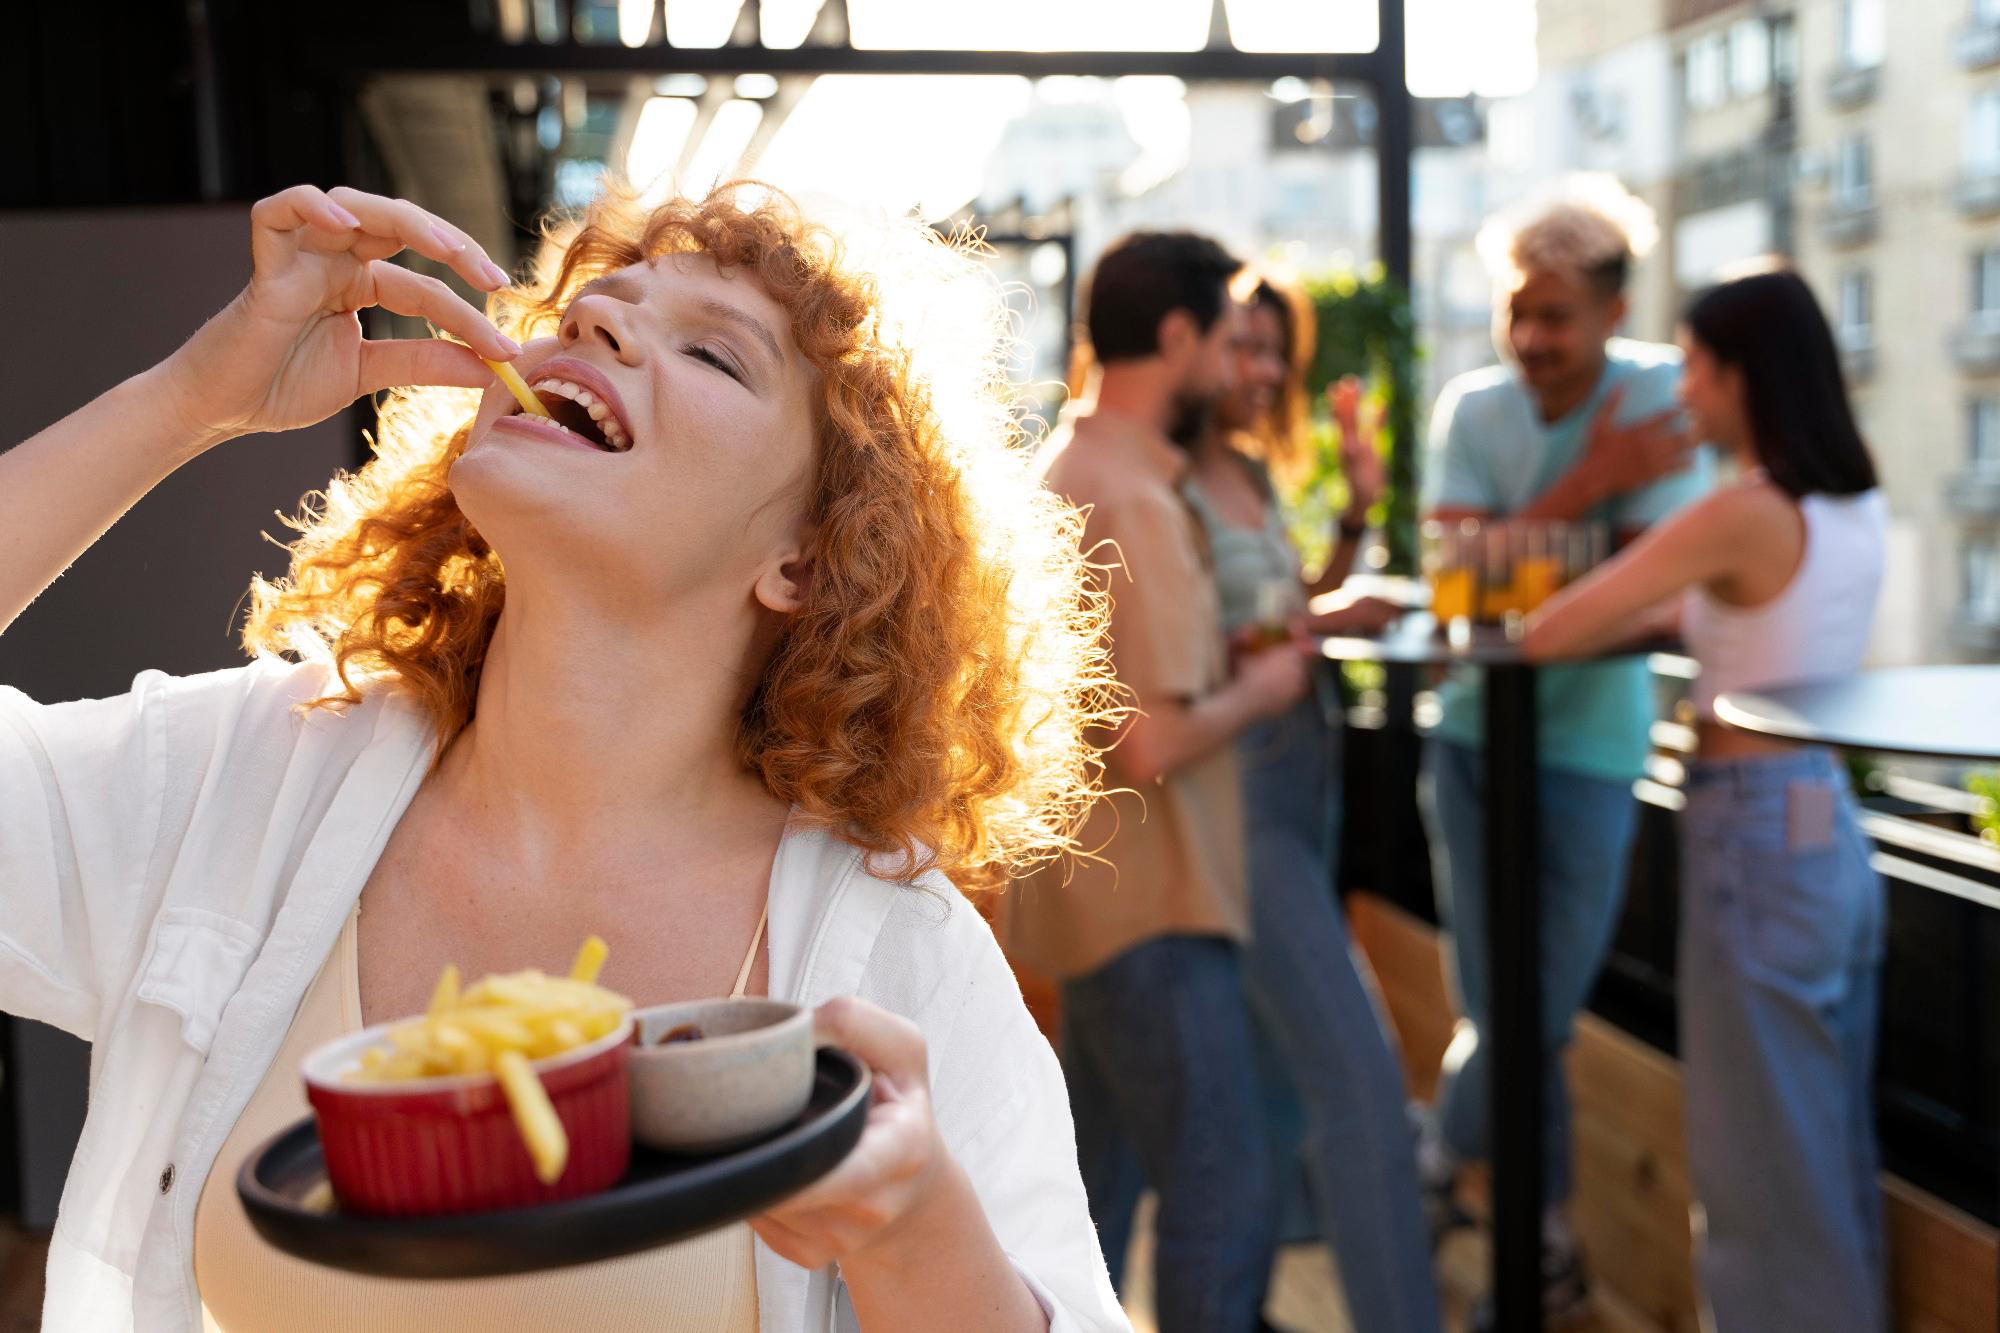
[432,222,465,253]
[330,204,361,228]
[483,260,510,288]
[498,335,523,357]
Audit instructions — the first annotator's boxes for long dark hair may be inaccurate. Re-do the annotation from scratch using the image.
[1683,270,1878,497]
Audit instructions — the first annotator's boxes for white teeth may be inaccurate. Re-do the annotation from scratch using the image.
[528,375,631,451]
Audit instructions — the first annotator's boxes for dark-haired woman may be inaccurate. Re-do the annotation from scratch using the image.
[1524,268,1888,1332]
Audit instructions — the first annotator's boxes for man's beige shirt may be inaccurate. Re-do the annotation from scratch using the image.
[1007,408,1248,980]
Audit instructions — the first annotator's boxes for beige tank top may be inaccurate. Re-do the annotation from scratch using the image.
[194,905,770,1332]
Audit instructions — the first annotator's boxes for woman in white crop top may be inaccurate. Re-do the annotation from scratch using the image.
[1524,269,1889,1332]
[0,182,1128,1332]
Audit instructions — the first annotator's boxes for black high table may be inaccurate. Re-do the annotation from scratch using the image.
[1714,666,2000,763]
[1318,611,1660,1333]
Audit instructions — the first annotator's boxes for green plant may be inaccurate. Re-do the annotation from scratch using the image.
[1968,769,2000,845]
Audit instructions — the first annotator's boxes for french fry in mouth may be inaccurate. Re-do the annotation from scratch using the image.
[483,357,550,418]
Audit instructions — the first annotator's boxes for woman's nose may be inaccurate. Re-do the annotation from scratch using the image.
[562,297,641,364]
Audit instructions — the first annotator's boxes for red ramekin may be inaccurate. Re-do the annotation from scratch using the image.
[301,1016,633,1217]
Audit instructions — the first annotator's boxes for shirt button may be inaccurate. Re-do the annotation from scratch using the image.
[158,1164,176,1194]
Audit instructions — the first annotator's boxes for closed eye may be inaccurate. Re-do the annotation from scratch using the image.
[686,344,743,383]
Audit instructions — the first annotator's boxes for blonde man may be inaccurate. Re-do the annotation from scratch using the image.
[1415,177,1715,1329]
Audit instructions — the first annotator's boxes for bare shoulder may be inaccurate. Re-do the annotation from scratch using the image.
[1672,474,1792,538]
[1724,474,1796,527]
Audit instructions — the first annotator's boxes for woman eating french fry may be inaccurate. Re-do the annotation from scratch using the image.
[0,182,1127,1332]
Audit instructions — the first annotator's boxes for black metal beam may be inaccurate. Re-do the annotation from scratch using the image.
[311,43,1389,85]
[1375,0,1413,291]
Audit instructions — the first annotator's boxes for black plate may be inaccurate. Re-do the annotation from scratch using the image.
[238,1047,870,1279]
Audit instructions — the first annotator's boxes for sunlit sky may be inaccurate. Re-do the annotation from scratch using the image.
[616,0,1538,217]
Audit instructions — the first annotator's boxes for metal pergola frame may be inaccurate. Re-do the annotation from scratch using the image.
[313,0,1415,290]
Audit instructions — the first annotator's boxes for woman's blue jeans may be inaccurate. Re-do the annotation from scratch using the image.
[1234,698,1442,1333]
[1679,748,1888,1332]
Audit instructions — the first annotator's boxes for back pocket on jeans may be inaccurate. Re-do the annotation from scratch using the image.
[1738,842,1863,994]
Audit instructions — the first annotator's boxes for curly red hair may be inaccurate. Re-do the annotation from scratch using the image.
[243,182,1118,890]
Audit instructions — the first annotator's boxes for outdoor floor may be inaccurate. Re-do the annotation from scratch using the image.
[1117,1190,1660,1333]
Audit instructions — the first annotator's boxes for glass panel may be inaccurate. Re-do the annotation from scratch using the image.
[752,75,1034,218]
[1730,19,1770,98]
[1842,0,1886,68]
[1837,135,1873,202]
[1686,35,1727,110]
[681,99,765,196]
[1405,0,1535,96]
[1967,540,2000,620]
[625,97,699,198]
[1968,93,2000,175]
[664,0,743,49]
[1842,269,1872,335]
[1230,0,1379,55]
[1772,14,1800,85]
[1974,400,2000,465]
[846,0,1210,52]
[1979,250,2000,314]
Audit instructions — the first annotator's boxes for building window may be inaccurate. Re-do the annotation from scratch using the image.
[1976,248,2000,318]
[1835,134,1873,207]
[1842,0,1885,69]
[1966,539,2000,622]
[1971,399,2000,466]
[1969,91,2000,176]
[1686,32,1728,110]
[1840,269,1874,346]
[1729,19,1771,97]
[1772,14,1800,86]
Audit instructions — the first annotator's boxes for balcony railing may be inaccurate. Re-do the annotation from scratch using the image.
[1955,17,2000,71]
[1820,192,1879,246]
[1945,464,2000,516]
[1959,170,2000,218]
[1952,314,2000,372]
[1826,61,1880,110]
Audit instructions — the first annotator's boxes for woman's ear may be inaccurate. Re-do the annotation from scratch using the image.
[754,547,814,614]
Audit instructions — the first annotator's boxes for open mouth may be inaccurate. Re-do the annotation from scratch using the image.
[516,376,632,452]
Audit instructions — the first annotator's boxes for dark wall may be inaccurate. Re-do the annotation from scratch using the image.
[0,206,361,1226]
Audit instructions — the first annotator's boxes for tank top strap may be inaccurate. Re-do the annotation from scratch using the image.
[730,906,768,999]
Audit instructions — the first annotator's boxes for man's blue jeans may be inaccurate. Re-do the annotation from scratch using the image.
[1418,738,1640,1203]
[1062,935,1275,1333]
[1680,748,1887,1332]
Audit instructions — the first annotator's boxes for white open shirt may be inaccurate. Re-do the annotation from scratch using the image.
[0,658,1127,1333]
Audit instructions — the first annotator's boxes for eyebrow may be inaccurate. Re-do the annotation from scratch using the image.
[697,298,784,369]
[573,271,645,303]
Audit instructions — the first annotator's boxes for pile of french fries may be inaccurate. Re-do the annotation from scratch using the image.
[345,936,631,1184]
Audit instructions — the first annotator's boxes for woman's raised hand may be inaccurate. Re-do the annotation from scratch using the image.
[1328,374,1386,514]
[161,185,523,449]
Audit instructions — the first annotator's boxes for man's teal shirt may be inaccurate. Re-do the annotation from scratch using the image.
[1421,339,1715,782]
